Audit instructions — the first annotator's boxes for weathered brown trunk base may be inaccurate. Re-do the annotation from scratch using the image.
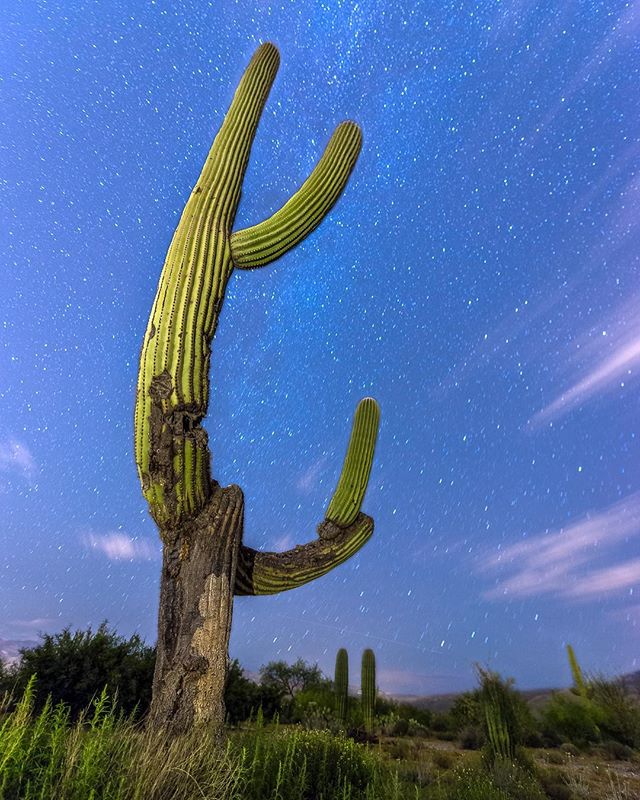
[148,484,243,737]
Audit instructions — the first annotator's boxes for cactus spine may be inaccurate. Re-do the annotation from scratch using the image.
[135,43,380,736]
[361,648,376,733]
[335,648,349,724]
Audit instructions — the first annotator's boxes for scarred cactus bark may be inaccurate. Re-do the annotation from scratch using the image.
[135,43,380,736]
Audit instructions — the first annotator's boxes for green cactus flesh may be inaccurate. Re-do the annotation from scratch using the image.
[335,648,349,723]
[567,644,588,698]
[361,648,376,733]
[134,43,364,529]
[233,398,378,596]
[326,398,380,527]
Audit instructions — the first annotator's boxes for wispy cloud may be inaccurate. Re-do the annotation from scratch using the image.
[0,438,37,480]
[529,293,640,427]
[296,456,329,494]
[478,491,640,601]
[81,531,159,562]
[528,1,640,145]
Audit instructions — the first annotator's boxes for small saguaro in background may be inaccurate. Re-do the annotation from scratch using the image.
[361,648,376,733]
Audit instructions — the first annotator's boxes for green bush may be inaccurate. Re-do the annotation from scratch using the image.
[0,622,155,719]
[475,666,536,767]
[225,659,282,724]
[289,685,338,726]
[232,724,393,799]
[435,762,546,800]
[458,724,484,750]
[541,693,602,746]
[589,676,640,747]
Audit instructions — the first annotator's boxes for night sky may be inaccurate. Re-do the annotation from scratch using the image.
[2,1,639,696]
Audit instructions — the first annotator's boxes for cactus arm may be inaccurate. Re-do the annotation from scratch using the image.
[134,43,280,528]
[234,513,373,595]
[335,648,349,724]
[325,397,379,527]
[361,648,376,733]
[229,121,362,269]
[234,397,380,595]
[567,644,589,698]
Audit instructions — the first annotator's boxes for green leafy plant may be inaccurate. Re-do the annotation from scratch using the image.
[0,622,154,719]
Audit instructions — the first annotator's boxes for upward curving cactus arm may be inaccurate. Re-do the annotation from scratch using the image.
[134,43,280,529]
[134,41,365,531]
[234,398,379,595]
[230,121,362,269]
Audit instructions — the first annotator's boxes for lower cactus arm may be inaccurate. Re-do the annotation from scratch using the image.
[234,397,379,595]
[234,513,373,595]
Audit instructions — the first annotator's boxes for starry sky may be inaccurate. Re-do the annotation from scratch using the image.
[1,0,639,696]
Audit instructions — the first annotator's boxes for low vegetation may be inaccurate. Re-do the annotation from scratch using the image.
[1,626,639,799]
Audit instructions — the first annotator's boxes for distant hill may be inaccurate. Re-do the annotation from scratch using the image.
[389,671,640,713]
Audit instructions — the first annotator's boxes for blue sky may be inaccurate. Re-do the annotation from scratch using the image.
[1,0,639,694]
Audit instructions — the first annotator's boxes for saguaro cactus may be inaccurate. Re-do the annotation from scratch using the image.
[567,644,588,698]
[335,648,349,724]
[361,648,376,733]
[134,42,380,736]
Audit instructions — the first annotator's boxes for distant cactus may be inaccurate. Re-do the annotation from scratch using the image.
[484,697,515,763]
[361,648,376,733]
[335,648,349,724]
[476,666,518,765]
[134,43,380,736]
[567,644,589,698]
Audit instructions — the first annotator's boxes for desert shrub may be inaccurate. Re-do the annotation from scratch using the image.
[435,762,546,800]
[0,622,155,719]
[597,740,635,761]
[259,659,327,703]
[394,702,433,729]
[589,675,640,747]
[449,668,536,755]
[541,693,602,746]
[288,685,341,732]
[233,725,392,799]
[378,711,407,736]
[449,691,482,731]
[476,666,536,767]
[407,718,429,737]
[458,724,484,750]
[430,711,453,734]
[537,768,572,800]
[559,741,580,756]
[225,659,282,724]
[544,749,566,765]
[431,749,455,770]
[391,716,409,736]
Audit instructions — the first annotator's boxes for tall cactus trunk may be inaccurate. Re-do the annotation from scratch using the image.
[335,648,349,725]
[148,486,243,735]
[135,43,380,737]
[361,648,376,734]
